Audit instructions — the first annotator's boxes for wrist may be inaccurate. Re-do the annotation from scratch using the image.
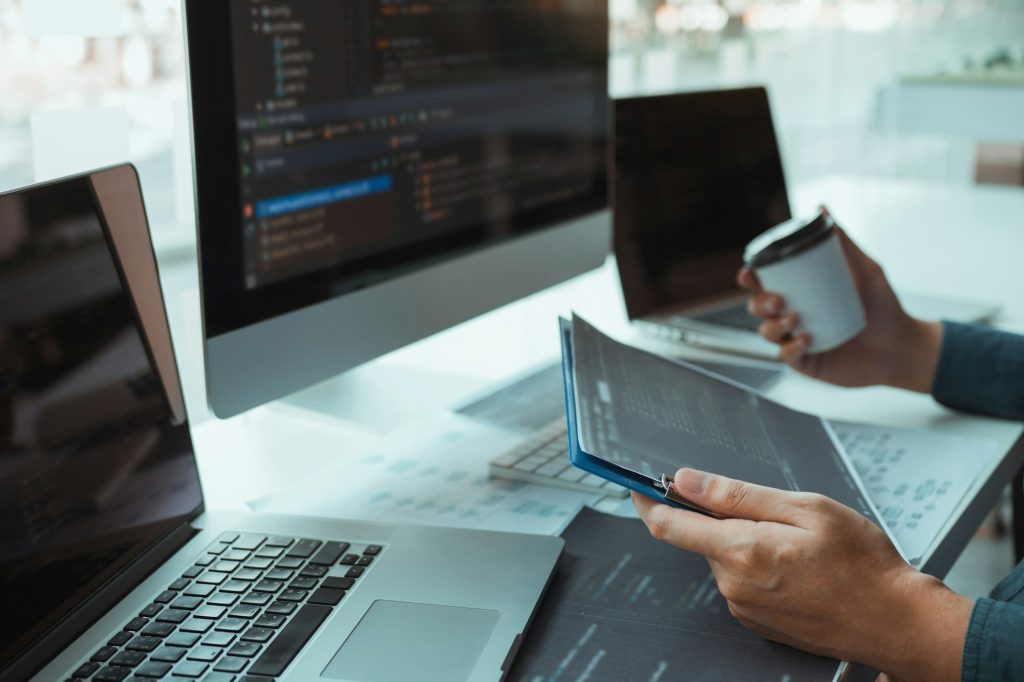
[889,319,943,394]
[870,570,972,682]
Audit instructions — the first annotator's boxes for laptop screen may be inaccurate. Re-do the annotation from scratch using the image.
[613,87,791,320]
[0,172,203,672]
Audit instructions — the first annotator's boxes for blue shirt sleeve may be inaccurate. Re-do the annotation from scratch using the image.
[962,598,1024,681]
[932,322,1024,421]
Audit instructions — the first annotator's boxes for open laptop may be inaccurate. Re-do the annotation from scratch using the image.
[612,86,1000,358]
[0,166,562,682]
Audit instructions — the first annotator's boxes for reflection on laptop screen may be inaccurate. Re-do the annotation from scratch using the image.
[613,87,790,319]
[0,175,202,670]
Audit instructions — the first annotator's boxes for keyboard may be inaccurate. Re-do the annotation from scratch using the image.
[67,533,381,682]
[488,420,627,497]
[687,303,762,332]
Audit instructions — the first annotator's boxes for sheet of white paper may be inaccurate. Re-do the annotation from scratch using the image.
[832,421,998,563]
[253,413,600,536]
[31,106,129,182]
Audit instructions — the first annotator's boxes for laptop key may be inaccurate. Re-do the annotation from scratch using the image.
[264,536,293,547]
[246,604,331,677]
[207,592,238,606]
[300,564,327,577]
[74,661,100,677]
[134,661,172,678]
[194,553,217,566]
[252,579,283,593]
[125,617,149,631]
[141,622,175,638]
[151,646,186,663]
[244,558,272,570]
[290,577,317,590]
[240,627,274,643]
[196,572,228,586]
[180,618,213,634]
[227,642,261,658]
[155,609,188,624]
[195,605,227,620]
[201,672,238,682]
[171,597,202,611]
[187,646,222,662]
[212,656,248,674]
[233,535,265,551]
[220,580,250,593]
[277,588,306,602]
[218,533,240,544]
[140,603,163,618]
[211,560,240,573]
[253,614,285,629]
[214,618,248,633]
[240,593,271,606]
[275,557,302,569]
[345,567,364,578]
[168,578,190,591]
[125,636,161,653]
[154,590,177,604]
[184,583,215,598]
[232,569,261,581]
[308,588,344,606]
[171,661,208,678]
[92,646,117,662]
[284,539,321,558]
[203,632,236,648]
[223,550,249,562]
[308,541,347,566]
[110,651,146,667]
[166,632,200,648]
[182,566,203,579]
[322,577,354,590]
[254,546,283,559]
[109,632,134,647]
[265,601,296,616]
[93,665,131,681]
[265,568,293,581]
[363,545,382,555]
[228,605,260,619]
[355,556,373,567]
[339,554,358,566]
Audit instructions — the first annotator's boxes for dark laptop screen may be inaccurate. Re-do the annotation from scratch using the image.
[0,174,202,671]
[613,87,791,319]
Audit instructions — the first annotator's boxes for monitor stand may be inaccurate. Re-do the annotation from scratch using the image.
[279,362,486,434]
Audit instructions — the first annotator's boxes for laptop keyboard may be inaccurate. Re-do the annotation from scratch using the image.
[68,533,382,681]
[686,303,762,332]
[489,419,628,497]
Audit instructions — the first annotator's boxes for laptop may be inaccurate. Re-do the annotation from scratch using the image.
[612,86,1000,358]
[0,166,562,682]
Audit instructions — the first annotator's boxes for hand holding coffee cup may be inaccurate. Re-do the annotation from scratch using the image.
[738,209,932,390]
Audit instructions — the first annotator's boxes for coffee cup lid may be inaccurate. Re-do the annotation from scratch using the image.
[744,211,835,268]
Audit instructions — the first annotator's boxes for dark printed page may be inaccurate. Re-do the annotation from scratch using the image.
[570,314,879,524]
[507,507,842,682]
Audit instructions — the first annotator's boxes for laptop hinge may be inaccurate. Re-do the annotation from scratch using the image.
[2,522,199,682]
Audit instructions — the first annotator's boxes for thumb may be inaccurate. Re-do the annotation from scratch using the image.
[673,468,804,525]
[834,227,882,285]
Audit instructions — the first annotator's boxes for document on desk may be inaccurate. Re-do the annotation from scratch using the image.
[508,507,844,682]
[251,413,601,536]
[832,421,999,564]
[570,314,886,531]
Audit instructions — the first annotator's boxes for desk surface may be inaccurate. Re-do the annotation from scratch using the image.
[188,175,1024,579]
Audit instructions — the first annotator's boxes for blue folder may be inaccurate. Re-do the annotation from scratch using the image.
[558,318,721,517]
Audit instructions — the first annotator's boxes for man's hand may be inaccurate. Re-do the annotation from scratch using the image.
[633,469,972,682]
[738,214,942,393]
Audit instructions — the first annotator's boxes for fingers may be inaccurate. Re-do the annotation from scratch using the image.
[758,312,797,343]
[736,267,761,292]
[632,491,732,558]
[671,468,806,525]
[778,332,810,365]
[835,227,882,283]
[747,292,784,317]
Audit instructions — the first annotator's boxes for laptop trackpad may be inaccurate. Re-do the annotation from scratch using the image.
[322,601,500,682]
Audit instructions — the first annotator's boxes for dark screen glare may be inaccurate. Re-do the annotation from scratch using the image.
[0,176,202,672]
[613,88,791,319]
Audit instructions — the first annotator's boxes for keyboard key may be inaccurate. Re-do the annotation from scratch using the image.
[290,577,317,590]
[228,605,260,619]
[233,535,266,551]
[194,553,217,567]
[275,557,302,569]
[110,651,146,667]
[240,593,271,606]
[140,603,163,618]
[180,618,213,634]
[171,597,202,611]
[220,580,250,593]
[265,568,293,581]
[265,601,296,616]
[182,566,203,579]
[355,556,373,567]
[247,604,331,677]
[183,583,215,598]
[212,656,248,673]
[264,536,293,547]
[151,646,187,662]
[108,632,133,647]
[223,550,250,562]
[240,627,274,643]
[156,609,189,624]
[125,636,161,653]
[92,646,117,662]
[73,661,100,678]
[300,564,328,577]
[135,661,172,678]
[244,558,272,570]
[125,617,149,631]
[218,533,239,544]
[253,614,285,629]
[322,577,354,590]
[168,578,190,591]
[207,592,238,606]
[215,618,248,633]
[171,660,208,678]
[284,539,321,559]
[166,632,200,648]
[187,646,222,662]
[206,544,226,556]
[252,579,283,593]
[196,572,228,586]
[254,546,283,559]
[93,665,131,681]
[201,672,237,682]
[307,588,345,606]
[211,560,240,573]
[203,632,236,648]
[308,541,348,566]
[194,605,227,619]
[232,569,261,582]
[227,642,261,658]
[141,622,176,638]
[363,545,382,555]
[277,588,307,603]
[339,554,358,566]
[345,567,364,578]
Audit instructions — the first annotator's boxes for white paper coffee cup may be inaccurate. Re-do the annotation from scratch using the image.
[744,212,866,354]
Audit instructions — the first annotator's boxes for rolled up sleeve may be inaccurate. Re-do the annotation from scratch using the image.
[932,322,1024,421]
[962,598,1024,681]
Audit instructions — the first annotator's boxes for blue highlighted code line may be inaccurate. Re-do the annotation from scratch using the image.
[254,175,393,219]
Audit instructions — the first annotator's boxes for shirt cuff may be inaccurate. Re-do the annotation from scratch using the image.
[962,597,1024,682]
[932,321,1024,421]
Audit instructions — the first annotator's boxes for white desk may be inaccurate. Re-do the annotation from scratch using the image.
[186,174,1024,581]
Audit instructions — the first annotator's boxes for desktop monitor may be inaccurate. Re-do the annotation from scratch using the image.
[184,0,610,418]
